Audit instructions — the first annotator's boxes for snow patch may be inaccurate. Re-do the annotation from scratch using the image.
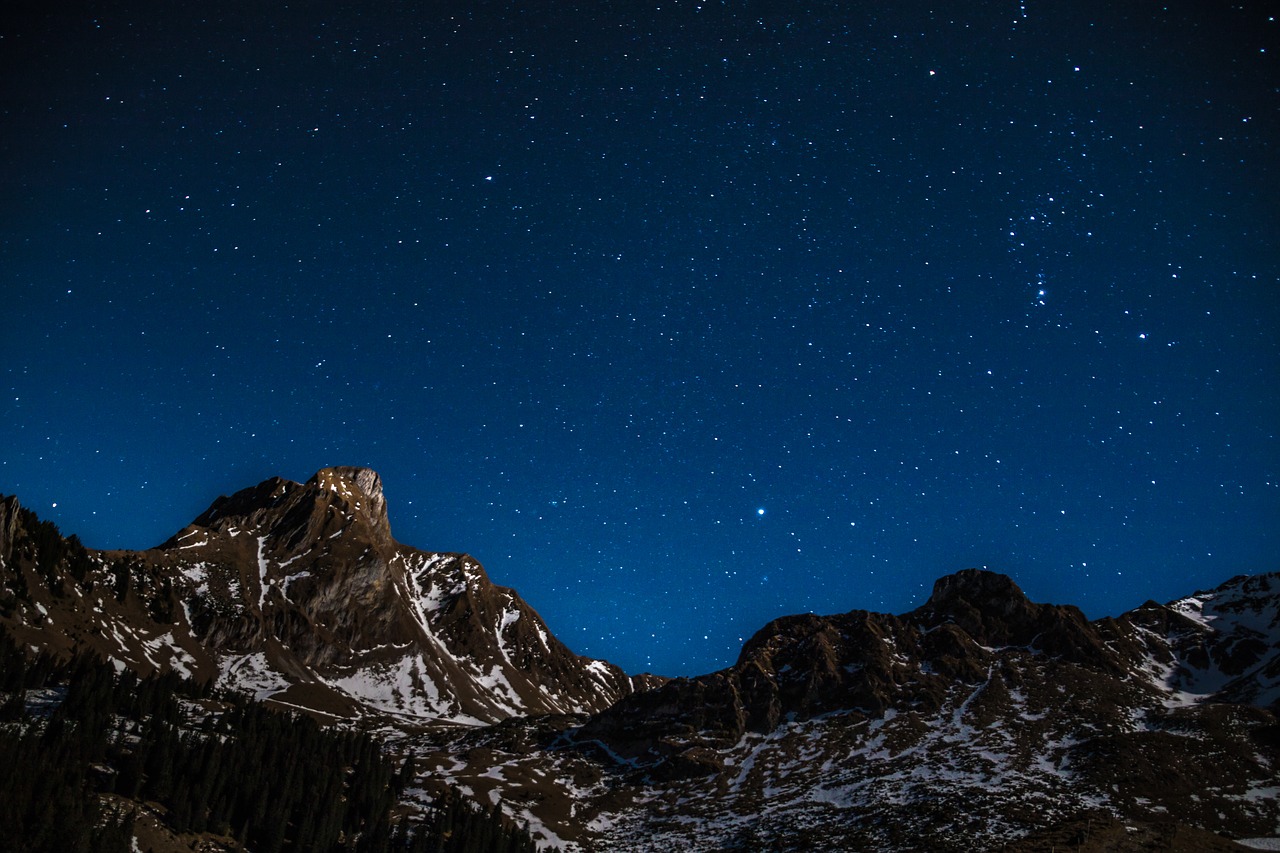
[219,652,290,700]
[256,536,270,606]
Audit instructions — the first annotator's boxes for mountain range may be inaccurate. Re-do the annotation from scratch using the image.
[1,467,1277,851]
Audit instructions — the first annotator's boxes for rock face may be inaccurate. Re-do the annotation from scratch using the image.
[577,570,1131,764]
[0,469,642,724]
[582,570,1278,757]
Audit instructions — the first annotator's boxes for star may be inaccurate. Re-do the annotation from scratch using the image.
[3,0,1271,678]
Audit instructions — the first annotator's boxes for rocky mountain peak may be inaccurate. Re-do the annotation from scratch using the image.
[914,568,1116,669]
[924,567,1032,613]
[307,466,390,536]
[915,568,1043,643]
[180,467,392,551]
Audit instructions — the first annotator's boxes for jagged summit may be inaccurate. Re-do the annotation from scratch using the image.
[909,568,1113,669]
[309,466,389,534]
[913,568,1040,642]
[175,466,392,550]
[922,567,1030,611]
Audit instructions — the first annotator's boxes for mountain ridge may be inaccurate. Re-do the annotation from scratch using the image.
[1,470,1277,850]
[0,467,652,725]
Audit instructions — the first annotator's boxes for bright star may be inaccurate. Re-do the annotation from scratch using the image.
[757,508,766,516]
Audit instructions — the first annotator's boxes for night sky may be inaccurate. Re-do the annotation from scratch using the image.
[3,1,1277,676]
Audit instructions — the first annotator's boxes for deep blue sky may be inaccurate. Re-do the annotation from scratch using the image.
[3,1,1277,676]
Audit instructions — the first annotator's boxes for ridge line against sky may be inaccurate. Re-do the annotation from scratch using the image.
[2,0,1277,675]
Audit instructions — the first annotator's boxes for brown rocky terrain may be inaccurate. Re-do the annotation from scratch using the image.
[0,467,646,724]
[1,471,1276,851]
[405,569,1279,850]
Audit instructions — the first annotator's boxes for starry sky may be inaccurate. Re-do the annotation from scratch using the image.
[3,1,1277,676]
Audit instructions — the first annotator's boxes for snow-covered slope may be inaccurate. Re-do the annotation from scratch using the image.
[1161,573,1280,706]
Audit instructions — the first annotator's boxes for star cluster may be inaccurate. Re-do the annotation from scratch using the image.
[2,1,1277,675]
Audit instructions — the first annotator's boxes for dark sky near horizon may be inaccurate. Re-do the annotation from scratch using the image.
[2,1,1277,676]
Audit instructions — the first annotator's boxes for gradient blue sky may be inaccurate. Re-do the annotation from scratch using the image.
[3,0,1277,675]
